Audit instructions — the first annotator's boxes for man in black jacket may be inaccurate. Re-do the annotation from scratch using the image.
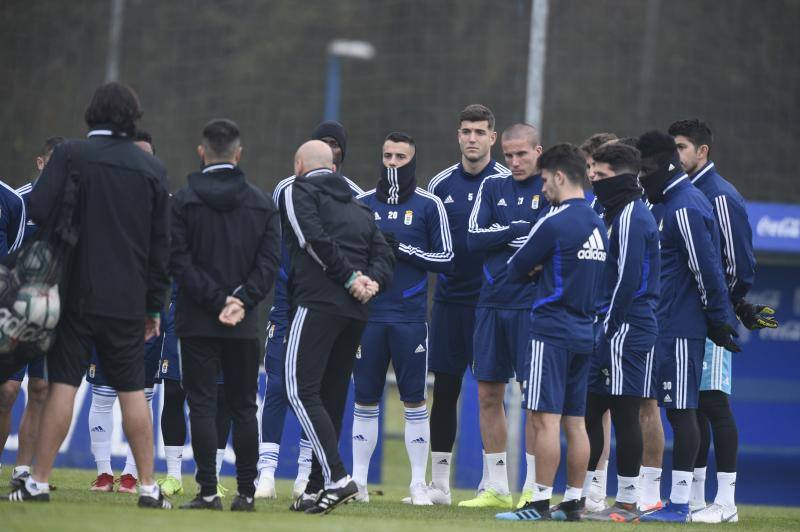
[8,82,170,509]
[284,140,394,514]
[170,118,280,512]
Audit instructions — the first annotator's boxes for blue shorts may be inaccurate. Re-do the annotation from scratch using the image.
[522,337,591,416]
[700,338,732,394]
[588,323,606,395]
[354,322,428,404]
[655,337,705,409]
[158,305,181,381]
[428,301,475,377]
[594,324,656,398]
[87,335,162,388]
[9,357,46,382]
[472,307,528,382]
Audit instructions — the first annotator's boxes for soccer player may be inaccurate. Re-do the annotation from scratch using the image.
[10,82,171,509]
[83,130,159,494]
[1,136,63,488]
[426,104,509,503]
[497,143,607,522]
[170,119,280,512]
[282,141,394,514]
[256,120,363,500]
[582,144,661,522]
[353,132,453,505]
[669,119,777,523]
[635,130,739,523]
[459,123,547,510]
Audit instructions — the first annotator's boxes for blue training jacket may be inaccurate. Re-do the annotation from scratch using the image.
[427,160,509,306]
[359,187,453,322]
[654,173,733,339]
[15,182,37,244]
[507,198,608,353]
[467,172,548,309]
[689,161,755,306]
[597,198,661,339]
[268,173,363,337]
[0,180,26,258]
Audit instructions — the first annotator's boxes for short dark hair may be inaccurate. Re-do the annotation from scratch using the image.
[202,118,240,159]
[501,123,540,147]
[459,104,495,130]
[592,143,642,175]
[41,136,65,157]
[538,143,586,185]
[84,82,143,136]
[616,136,638,148]
[579,132,617,158]
[384,131,415,146]
[668,118,713,152]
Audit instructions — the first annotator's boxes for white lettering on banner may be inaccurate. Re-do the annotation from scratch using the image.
[757,216,800,239]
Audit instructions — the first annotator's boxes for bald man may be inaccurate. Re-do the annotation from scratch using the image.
[282,140,394,514]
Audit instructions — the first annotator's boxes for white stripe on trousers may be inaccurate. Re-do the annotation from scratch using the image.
[527,340,544,411]
[284,306,332,484]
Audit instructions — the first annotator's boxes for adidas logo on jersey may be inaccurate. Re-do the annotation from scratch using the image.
[374,212,381,220]
[414,344,426,353]
[411,437,427,444]
[497,198,507,206]
[669,163,676,171]
[444,195,454,204]
[577,228,607,261]
[353,434,367,442]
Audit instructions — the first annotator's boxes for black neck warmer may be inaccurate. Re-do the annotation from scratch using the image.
[377,157,417,204]
[640,153,683,204]
[593,173,643,223]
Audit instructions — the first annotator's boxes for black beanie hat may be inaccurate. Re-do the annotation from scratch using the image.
[311,120,347,162]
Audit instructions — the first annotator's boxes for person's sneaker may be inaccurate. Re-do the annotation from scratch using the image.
[409,482,433,505]
[354,481,369,503]
[690,500,706,512]
[496,499,550,521]
[254,475,276,500]
[137,491,172,509]
[216,483,229,498]
[289,491,320,512]
[230,493,255,512]
[638,500,690,523]
[401,483,452,505]
[292,478,308,499]
[90,473,115,492]
[585,493,608,512]
[157,476,184,497]
[118,473,138,494]
[551,497,585,521]
[9,470,30,489]
[180,494,223,510]
[8,483,50,502]
[691,502,739,523]
[305,479,359,514]
[458,487,513,509]
[516,488,533,509]
[638,499,664,514]
[584,501,640,522]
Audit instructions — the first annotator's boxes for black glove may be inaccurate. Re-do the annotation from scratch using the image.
[735,299,778,330]
[707,321,742,353]
[382,231,401,257]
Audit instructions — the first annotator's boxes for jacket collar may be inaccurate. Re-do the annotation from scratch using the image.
[663,172,690,196]
[689,161,715,185]
[202,163,236,174]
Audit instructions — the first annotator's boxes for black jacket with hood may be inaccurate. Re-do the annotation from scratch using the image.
[170,163,280,338]
[282,168,394,321]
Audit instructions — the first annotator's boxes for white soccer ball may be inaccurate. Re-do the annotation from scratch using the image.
[13,283,56,330]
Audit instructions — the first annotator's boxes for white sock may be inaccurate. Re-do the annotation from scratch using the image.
[88,386,116,476]
[691,466,707,507]
[715,472,737,508]
[532,483,552,502]
[523,453,536,491]
[478,450,488,491]
[431,451,452,493]
[485,452,509,495]
[164,445,183,479]
[296,439,312,482]
[670,470,693,504]
[582,470,595,498]
[590,464,607,500]
[216,449,225,477]
[139,482,159,498]
[12,465,30,478]
[25,475,49,494]
[404,405,430,487]
[258,442,280,479]
[639,466,662,506]
[327,474,352,490]
[564,485,582,502]
[616,475,639,504]
[122,388,153,478]
[352,404,380,486]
